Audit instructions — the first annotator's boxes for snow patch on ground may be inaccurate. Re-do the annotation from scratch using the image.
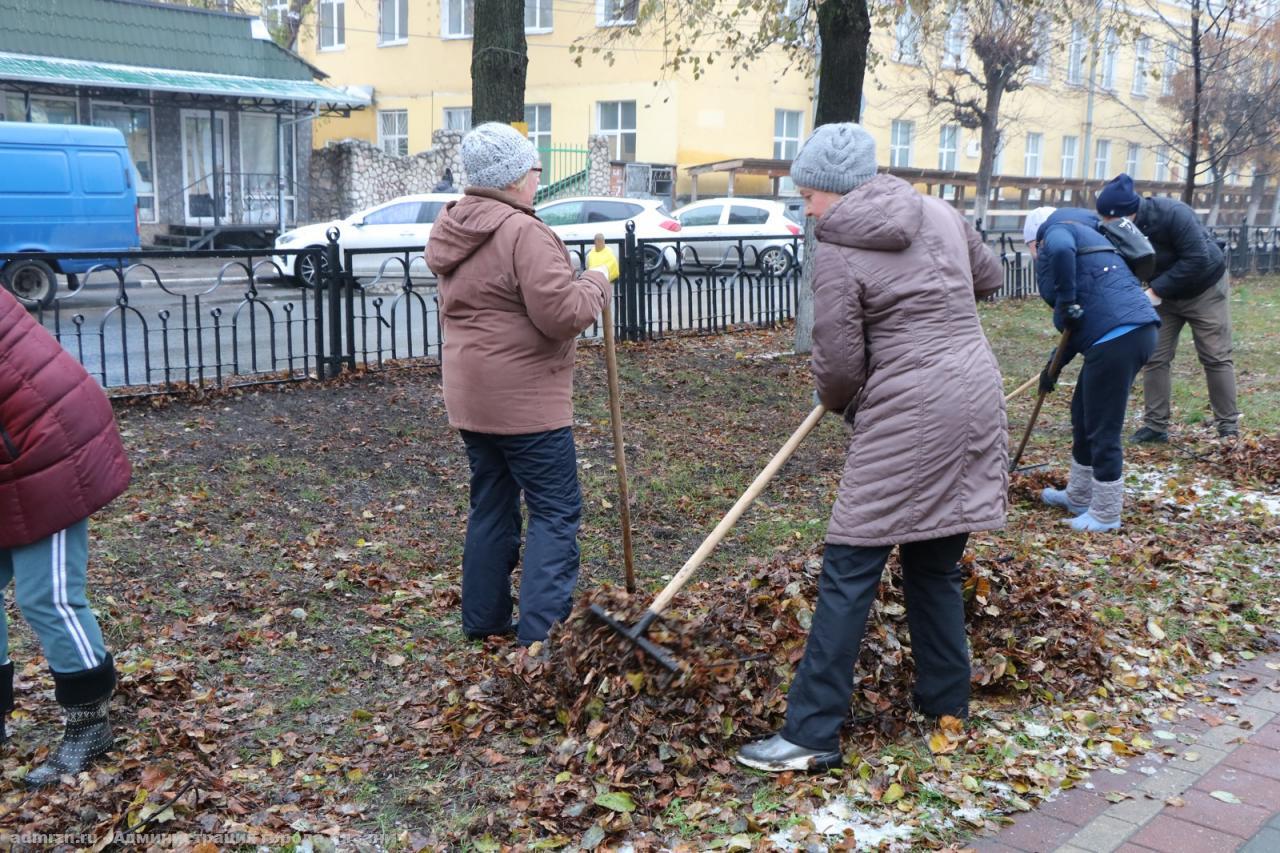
[768,798,915,851]
[1127,465,1280,519]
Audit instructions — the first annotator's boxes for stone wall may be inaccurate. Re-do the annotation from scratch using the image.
[587,135,612,196]
[309,129,464,221]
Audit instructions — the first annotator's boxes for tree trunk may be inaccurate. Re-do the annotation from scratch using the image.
[1270,176,1280,227]
[814,0,871,125]
[971,81,1006,227]
[471,0,528,125]
[794,0,871,354]
[1183,1,1202,205]
[1207,168,1225,226]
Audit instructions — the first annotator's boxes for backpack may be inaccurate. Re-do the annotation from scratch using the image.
[1075,217,1157,282]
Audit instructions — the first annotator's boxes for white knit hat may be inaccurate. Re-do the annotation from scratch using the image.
[461,122,539,189]
[1023,206,1057,245]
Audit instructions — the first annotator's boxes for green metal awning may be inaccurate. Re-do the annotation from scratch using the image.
[0,51,370,110]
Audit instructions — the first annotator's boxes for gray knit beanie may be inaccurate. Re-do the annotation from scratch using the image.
[461,122,539,190]
[789,123,878,194]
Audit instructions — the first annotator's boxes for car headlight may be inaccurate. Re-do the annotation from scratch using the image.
[276,232,299,247]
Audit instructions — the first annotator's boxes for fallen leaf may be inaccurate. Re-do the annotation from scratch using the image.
[1210,790,1242,804]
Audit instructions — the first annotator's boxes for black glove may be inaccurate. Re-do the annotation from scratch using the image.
[1063,303,1084,329]
[1038,348,1060,395]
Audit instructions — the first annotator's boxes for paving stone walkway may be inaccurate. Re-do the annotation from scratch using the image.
[967,653,1280,853]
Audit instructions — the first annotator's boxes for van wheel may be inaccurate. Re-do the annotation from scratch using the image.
[2,259,57,309]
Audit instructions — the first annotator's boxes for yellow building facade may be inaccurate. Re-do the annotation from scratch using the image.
[297,0,1223,202]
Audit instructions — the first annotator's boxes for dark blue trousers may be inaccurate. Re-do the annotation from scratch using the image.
[781,533,971,752]
[459,427,582,645]
[1071,324,1158,481]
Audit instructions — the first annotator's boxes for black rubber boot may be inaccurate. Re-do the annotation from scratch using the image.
[0,660,13,744]
[25,655,115,788]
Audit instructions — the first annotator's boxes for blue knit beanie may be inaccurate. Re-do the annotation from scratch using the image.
[1096,173,1141,217]
[461,122,539,190]
[789,123,878,194]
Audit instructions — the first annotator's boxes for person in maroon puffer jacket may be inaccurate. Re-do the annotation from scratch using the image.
[0,287,130,787]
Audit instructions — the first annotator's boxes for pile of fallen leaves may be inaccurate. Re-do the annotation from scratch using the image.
[407,548,1108,839]
[1203,433,1280,487]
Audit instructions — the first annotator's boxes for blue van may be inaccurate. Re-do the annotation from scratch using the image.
[0,121,140,308]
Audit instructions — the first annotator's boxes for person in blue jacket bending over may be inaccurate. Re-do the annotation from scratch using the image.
[1023,206,1160,532]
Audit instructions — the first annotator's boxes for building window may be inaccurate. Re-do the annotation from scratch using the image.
[1,93,78,124]
[1155,145,1170,181]
[1067,22,1085,86]
[943,10,967,69]
[1061,135,1078,178]
[319,0,344,49]
[1024,132,1043,178]
[443,0,474,37]
[597,0,638,26]
[1100,28,1118,91]
[773,109,802,159]
[1132,36,1150,96]
[1125,142,1141,178]
[262,0,289,28]
[1162,43,1178,96]
[596,100,636,161]
[1030,15,1051,82]
[378,110,408,156]
[525,104,551,170]
[894,10,921,65]
[379,0,408,44]
[890,119,914,168]
[443,107,472,131]
[938,125,958,170]
[525,0,552,31]
[91,102,156,222]
[1094,138,1111,180]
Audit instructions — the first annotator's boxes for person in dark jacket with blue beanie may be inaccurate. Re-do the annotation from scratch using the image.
[1096,174,1238,442]
[1024,206,1160,532]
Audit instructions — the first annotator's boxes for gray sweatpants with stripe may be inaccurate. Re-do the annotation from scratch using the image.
[0,519,108,674]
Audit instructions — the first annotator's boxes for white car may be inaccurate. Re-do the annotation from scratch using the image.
[273,192,462,286]
[670,197,803,274]
[534,196,681,274]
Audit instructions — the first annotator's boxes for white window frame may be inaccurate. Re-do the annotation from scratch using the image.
[443,107,472,131]
[442,0,474,38]
[1024,132,1043,178]
[525,0,552,32]
[890,119,914,168]
[894,10,921,65]
[1155,145,1170,182]
[1067,22,1085,86]
[525,103,552,164]
[90,100,157,223]
[318,0,345,50]
[1100,28,1119,91]
[378,109,409,157]
[773,109,803,159]
[1030,15,1051,83]
[1125,142,1141,178]
[943,10,967,69]
[596,0,638,27]
[379,0,408,45]
[1162,43,1178,96]
[938,124,958,170]
[1094,138,1112,181]
[262,0,289,29]
[596,100,637,161]
[2,91,79,124]
[1132,36,1150,96]
[1061,135,1078,179]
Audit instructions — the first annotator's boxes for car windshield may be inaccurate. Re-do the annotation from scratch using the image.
[419,202,449,224]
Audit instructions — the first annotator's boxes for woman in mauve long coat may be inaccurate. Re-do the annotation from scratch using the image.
[737,123,1008,773]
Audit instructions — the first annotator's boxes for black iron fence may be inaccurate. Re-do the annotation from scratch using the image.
[3,224,803,398]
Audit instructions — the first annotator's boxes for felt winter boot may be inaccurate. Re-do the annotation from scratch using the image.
[0,661,12,744]
[1042,460,1092,516]
[1068,478,1124,532]
[25,655,115,788]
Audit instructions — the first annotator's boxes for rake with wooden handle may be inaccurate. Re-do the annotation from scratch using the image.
[589,404,828,671]
[1009,327,1073,472]
[600,291,635,593]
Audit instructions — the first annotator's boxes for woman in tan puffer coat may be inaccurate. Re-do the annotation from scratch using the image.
[737,123,1008,773]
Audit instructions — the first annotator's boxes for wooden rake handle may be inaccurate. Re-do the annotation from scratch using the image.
[1009,327,1073,472]
[601,292,635,593]
[647,404,828,616]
